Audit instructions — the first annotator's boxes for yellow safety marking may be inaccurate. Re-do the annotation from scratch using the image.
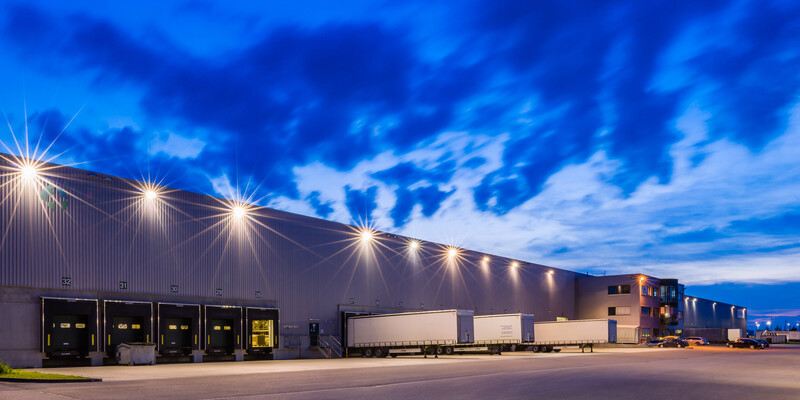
[92,334,95,346]
[237,335,240,345]
[47,334,50,346]
[108,335,111,345]
[146,334,150,342]
[207,335,210,345]
[161,334,164,345]
[195,335,197,345]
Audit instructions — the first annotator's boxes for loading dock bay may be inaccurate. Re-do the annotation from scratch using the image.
[3,345,798,400]
[39,298,278,366]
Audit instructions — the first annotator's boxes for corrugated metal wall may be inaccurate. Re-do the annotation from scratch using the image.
[0,155,578,334]
[683,296,747,331]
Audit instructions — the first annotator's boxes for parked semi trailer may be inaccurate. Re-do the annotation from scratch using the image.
[346,310,474,357]
[469,313,535,354]
[529,319,617,353]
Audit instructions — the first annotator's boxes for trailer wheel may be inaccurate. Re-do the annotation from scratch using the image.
[545,346,553,353]
[444,346,454,355]
[531,346,540,353]
[363,348,374,358]
[435,346,444,355]
[374,347,385,358]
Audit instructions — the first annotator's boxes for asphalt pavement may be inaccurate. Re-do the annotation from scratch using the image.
[1,345,799,399]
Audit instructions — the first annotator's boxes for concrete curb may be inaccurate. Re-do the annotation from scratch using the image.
[0,376,102,383]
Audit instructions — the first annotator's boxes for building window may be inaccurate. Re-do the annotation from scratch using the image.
[608,306,631,316]
[660,285,678,303]
[641,328,651,337]
[641,307,651,317]
[608,285,631,295]
[641,286,657,296]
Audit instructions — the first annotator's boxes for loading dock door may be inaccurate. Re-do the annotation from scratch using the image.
[111,316,145,345]
[251,320,273,348]
[103,300,153,356]
[163,318,192,352]
[203,305,243,355]
[246,307,279,356]
[209,319,234,353]
[52,315,89,357]
[157,303,200,356]
[42,297,98,359]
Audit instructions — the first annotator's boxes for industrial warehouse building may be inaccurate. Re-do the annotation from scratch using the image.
[0,154,745,368]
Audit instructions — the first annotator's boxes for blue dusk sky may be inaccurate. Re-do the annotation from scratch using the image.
[1,1,799,329]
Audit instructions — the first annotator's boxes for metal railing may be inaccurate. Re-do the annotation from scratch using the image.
[317,335,343,358]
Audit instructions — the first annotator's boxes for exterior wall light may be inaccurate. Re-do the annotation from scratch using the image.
[144,190,157,200]
[232,206,246,219]
[20,165,39,180]
[483,256,489,262]
[448,248,457,258]
[360,230,373,243]
[511,261,519,268]
[409,240,419,249]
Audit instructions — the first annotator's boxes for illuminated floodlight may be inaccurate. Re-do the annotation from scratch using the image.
[547,270,554,275]
[232,206,246,219]
[511,261,519,268]
[639,276,645,281]
[144,190,157,200]
[482,256,489,262]
[20,165,39,180]
[447,248,458,258]
[360,230,373,244]
[409,240,419,250]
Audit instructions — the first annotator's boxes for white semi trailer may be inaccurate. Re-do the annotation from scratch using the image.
[530,319,617,353]
[346,310,474,358]
[469,313,535,354]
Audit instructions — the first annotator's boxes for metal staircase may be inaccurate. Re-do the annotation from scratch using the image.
[317,335,343,358]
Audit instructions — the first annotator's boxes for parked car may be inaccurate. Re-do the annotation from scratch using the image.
[685,337,708,346]
[659,338,689,348]
[754,338,770,348]
[645,338,662,347]
[726,338,764,349]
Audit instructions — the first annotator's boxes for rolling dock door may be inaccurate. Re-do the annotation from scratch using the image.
[157,303,200,356]
[245,307,279,356]
[41,297,99,359]
[203,305,243,355]
[103,300,153,357]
